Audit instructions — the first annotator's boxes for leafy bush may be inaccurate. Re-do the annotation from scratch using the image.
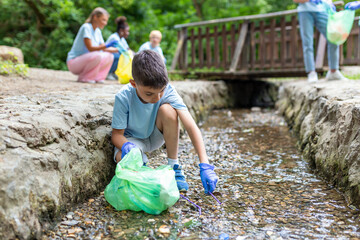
[0,60,29,77]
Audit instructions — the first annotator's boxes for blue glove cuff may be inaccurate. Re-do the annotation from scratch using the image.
[121,142,133,152]
[199,163,215,171]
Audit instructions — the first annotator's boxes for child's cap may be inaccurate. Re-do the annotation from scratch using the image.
[150,30,162,39]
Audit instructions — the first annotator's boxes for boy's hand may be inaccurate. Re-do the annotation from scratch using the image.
[345,1,360,10]
[121,142,137,158]
[199,163,218,194]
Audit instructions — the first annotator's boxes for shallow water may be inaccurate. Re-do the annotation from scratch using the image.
[44,109,360,239]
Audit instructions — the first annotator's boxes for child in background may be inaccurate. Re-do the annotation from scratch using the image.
[105,16,131,80]
[294,0,348,82]
[67,7,118,83]
[138,30,166,63]
[111,50,218,194]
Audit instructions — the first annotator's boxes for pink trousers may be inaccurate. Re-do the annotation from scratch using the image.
[67,51,114,82]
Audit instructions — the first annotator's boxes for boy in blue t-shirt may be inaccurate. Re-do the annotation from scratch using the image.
[111,50,218,194]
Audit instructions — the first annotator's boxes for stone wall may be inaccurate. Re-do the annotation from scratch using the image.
[0,80,232,240]
[276,80,360,208]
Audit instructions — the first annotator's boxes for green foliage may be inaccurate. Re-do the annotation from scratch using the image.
[3,0,351,71]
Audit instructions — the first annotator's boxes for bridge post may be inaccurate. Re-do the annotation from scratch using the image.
[229,21,248,72]
[171,27,187,71]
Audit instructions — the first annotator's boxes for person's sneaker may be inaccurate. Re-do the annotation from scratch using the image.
[307,71,318,83]
[96,79,105,84]
[326,70,349,81]
[106,73,118,81]
[173,164,189,192]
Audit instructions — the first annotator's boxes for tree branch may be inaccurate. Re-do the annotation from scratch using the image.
[192,0,204,20]
[23,0,47,31]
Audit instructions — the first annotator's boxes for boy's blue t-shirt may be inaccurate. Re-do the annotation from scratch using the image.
[106,33,129,51]
[139,41,166,63]
[112,83,187,139]
[67,23,104,61]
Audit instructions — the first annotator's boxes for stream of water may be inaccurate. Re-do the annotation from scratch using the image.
[44,109,360,239]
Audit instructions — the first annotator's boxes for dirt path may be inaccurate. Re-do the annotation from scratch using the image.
[0,68,119,97]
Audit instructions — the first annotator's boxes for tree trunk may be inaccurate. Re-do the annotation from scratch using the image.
[192,0,204,20]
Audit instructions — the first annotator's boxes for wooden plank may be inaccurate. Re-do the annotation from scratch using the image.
[206,27,211,68]
[355,26,360,64]
[280,17,286,67]
[190,28,195,68]
[198,28,204,67]
[181,28,188,70]
[240,27,250,71]
[230,24,236,60]
[340,44,344,65]
[178,30,183,69]
[175,9,298,29]
[250,22,255,70]
[171,30,186,71]
[315,34,327,69]
[214,26,220,68]
[259,21,265,69]
[346,30,353,60]
[222,24,227,69]
[229,21,249,72]
[269,18,276,68]
[290,15,297,68]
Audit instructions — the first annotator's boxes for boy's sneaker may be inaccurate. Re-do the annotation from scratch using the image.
[307,71,318,83]
[106,73,118,81]
[326,70,348,81]
[173,164,189,192]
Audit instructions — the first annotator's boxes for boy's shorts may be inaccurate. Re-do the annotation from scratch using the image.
[113,126,165,163]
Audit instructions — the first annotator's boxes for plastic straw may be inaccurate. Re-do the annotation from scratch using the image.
[209,192,222,205]
[180,194,201,216]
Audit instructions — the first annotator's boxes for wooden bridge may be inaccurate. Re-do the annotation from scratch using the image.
[170,3,360,80]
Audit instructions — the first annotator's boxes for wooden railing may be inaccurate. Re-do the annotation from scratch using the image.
[171,3,359,78]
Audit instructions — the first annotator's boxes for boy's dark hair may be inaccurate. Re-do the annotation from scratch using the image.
[132,50,169,88]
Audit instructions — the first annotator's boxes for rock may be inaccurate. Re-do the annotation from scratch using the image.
[61,220,79,226]
[276,80,360,207]
[158,225,170,234]
[0,46,24,63]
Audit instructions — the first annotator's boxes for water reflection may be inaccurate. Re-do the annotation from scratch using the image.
[45,109,360,239]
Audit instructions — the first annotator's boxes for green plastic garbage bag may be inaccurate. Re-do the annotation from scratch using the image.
[104,148,180,215]
[327,9,355,45]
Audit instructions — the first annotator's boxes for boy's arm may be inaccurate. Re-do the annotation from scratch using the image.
[111,129,127,150]
[177,109,218,194]
[293,0,309,3]
[176,109,209,164]
[112,129,137,161]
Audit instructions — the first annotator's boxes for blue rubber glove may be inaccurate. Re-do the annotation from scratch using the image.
[309,0,322,4]
[345,1,360,10]
[121,142,137,158]
[105,40,118,48]
[199,163,218,194]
